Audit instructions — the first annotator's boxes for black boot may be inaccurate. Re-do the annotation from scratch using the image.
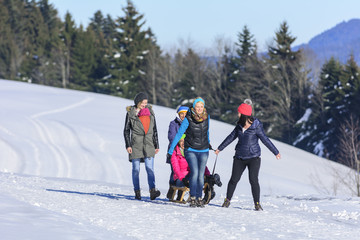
[189,196,197,208]
[196,197,205,208]
[150,188,161,200]
[166,186,175,200]
[255,202,263,211]
[222,198,230,208]
[135,190,141,200]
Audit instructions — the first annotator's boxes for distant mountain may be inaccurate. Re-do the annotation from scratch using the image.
[296,19,360,66]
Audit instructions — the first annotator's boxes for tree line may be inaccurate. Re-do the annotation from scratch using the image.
[1,0,359,172]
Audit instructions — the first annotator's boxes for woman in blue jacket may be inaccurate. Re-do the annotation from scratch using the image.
[215,99,281,210]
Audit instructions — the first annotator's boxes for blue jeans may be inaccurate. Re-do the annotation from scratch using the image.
[132,157,156,191]
[185,150,209,198]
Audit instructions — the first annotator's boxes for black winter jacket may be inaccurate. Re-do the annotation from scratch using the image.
[184,110,209,150]
[217,118,279,160]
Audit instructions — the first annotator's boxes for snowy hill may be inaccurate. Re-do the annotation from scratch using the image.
[0,79,359,239]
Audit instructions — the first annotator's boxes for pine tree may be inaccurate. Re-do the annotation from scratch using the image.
[70,25,96,90]
[222,25,259,123]
[21,0,48,83]
[38,0,60,55]
[2,0,27,79]
[340,55,360,119]
[109,0,153,98]
[297,57,342,158]
[236,25,257,67]
[59,12,76,88]
[36,0,62,86]
[0,3,12,78]
[88,11,112,92]
[266,21,310,143]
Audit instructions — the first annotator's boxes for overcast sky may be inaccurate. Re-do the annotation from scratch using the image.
[49,0,360,52]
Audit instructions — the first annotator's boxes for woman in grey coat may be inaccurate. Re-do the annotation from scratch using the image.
[123,92,161,200]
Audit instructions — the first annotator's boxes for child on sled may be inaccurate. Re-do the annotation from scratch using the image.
[170,135,221,204]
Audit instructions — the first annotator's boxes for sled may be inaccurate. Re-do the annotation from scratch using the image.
[168,181,214,205]
[169,186,190,203]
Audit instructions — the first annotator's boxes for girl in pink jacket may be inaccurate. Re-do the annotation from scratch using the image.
[171,135,210,187]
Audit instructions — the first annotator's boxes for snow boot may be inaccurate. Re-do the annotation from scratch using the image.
[166,186,174,200]
[135,190,141,200]
[189,196,197,208]
[222,198,230,208]
[197,197,205,208]
[150,188,161,200]
[255,202,263,211]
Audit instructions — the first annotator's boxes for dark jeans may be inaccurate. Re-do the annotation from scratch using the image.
[226,157,261,204]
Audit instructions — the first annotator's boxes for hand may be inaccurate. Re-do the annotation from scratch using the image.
[215,149,220,155]
[166,153,172,162]
[276,153,281,160]
[182,178,189,187]
[127,147,132,154]
[155,149,160,154]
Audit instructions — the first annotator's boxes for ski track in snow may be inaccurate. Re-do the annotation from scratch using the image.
[28,97,94,178]
[0,173,359,240]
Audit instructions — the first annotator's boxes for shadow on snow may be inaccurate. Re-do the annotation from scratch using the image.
[45,188,189,207]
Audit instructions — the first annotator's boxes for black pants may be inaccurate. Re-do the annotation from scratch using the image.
[226,157,261,204]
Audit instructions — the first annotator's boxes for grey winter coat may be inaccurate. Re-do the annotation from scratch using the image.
[123,105,159,161]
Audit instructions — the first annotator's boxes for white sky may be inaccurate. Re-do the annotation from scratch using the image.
[49,0,360,51]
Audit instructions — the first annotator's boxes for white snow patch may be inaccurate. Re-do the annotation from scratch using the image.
[0,79,358,240]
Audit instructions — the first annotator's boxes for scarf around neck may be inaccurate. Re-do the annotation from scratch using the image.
[191,107,208,122]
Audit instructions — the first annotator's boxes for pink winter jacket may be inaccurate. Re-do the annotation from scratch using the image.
[171,145,210,181]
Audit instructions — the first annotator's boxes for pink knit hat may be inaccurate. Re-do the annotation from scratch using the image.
[237,99,253,116]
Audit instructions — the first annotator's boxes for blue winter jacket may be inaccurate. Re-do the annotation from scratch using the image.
[217,118,279,160]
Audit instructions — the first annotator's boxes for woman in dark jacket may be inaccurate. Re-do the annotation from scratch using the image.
[215,99,281,210]
[168,97,210,208]
[123,92,160,201]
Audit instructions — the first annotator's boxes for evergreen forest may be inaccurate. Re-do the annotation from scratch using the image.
[1,0,359,170]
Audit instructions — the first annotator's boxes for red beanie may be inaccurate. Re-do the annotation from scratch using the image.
[237,99,253,116]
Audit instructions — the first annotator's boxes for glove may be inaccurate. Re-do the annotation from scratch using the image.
[182,177,189,187]
[209,144,213,150]
[166,153,172,163]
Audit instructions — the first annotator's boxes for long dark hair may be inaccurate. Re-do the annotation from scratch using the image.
[237,114,254,127]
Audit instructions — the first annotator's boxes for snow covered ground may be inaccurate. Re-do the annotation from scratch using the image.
[0,79,359,239]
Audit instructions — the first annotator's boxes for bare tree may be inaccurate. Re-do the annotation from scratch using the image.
[337,115,360,196]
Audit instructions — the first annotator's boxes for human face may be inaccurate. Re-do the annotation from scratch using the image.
[179,139,184,149]
[138,99,148,109]
[194,102,204,115]
[178,112,186,120]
